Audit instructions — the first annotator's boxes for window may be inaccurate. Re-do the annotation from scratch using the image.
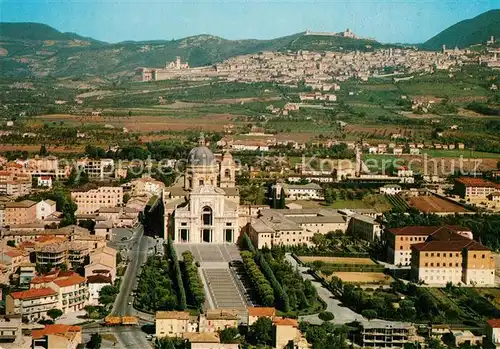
[202,206,212,226]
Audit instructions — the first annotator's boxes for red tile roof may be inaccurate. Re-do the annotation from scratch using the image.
[32,324,81,340]
[456,177,499,188]
[86,274,112,284]
[488,319,500,328]
[53,274,86,288]
[273,317,299,327]
[412,240,489,252]
[388,225,470,237]
[248,307,276,317]
[10,287,57,300]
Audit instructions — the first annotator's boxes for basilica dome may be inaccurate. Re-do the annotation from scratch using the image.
[188,146,216,166]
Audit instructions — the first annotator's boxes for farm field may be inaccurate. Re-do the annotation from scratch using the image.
[298,256,375,265]
[385,194,411,211]
[32,113,233,133]
[422,149,500,159]
[408,195,469,213]
[330,272,393,284]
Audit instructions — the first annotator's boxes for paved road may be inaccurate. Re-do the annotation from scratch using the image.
[108,224,154,349]
[285,253,365,325]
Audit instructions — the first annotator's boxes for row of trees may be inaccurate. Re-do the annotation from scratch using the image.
[167,237,187,310]
[135,256,179,312]
[262,250,317,313]
[240,233,291,312]
[181,251,205,309]
[269,187,286,209]
[240,251,275,306]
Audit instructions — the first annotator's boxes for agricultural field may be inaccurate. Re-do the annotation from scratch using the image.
[331,272,393,285]
[408,195,469,213]
[385,194,411,211]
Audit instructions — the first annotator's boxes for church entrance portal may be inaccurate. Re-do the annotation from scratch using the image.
[202,229,211,243]
[225,229,232,243]
[180,229,189,242]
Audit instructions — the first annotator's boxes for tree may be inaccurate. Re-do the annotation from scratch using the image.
[6,240,15,247]
[47,309,63,321]
[79,219,96,232]
[123,193,131,204]
[219,327,240,344]
[79,170,89,185]
[247,317,273,345]
[87,333,102,349]
[279,187,286,209]
[39,145,48,156]
[361,309,378,320]
[98,285,119,306]
[318,311,335,321]
[67,167,78,186]
[271,188,277,209]
[497,161,500,170]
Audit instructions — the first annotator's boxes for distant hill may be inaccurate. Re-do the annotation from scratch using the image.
[421,9,500,50]
[0,22,385,79]
[0,22,102,43]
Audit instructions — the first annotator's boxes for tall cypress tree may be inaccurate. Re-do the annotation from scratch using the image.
[271,188,277,209]
[279,187,286,209]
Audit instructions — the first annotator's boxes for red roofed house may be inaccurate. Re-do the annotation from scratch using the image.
[387,225,472,266]
[0,249,30,275]
[32,324,82,349]
[273,317,308,349]
[87,274,112,306]
[247,307,276,326]
[410,228,495,286]
[487,319,500,349]
[455,177,500,200]
[31,271,88,314]
[5,287,58,321]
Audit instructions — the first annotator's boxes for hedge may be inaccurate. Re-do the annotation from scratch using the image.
[241,251,275,306]
[182,251,205,309]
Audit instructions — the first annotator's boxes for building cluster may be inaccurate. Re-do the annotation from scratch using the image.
[137,46,473,84]
[387,225,495,286]
[247,207,381,248]
[156,307,308,349]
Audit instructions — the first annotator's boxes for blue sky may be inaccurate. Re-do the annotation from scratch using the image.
[0,0,498,43]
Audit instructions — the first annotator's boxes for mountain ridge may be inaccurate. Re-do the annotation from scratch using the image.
[421,9,500,50]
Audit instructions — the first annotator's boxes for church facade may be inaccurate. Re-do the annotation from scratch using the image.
[163,142,240,244]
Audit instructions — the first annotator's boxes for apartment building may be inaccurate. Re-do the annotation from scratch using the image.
[31,271,89,314]
[273,317,308,349]
[35,240,90,269]
[0,171,32,198]
[360,320,421,348]
[155,311,198,338]
[410,228,495,286]
[455,177,500,200]
[27,155,71,180]
[87,274,112,306]
[4,200,37,226]
[248,208,347,249]
[386,225,472,266]
[76,158,115,181]
[6,288,59,320]
[71,186,123,214]
[0,315,26,349]
[85,246,117,282]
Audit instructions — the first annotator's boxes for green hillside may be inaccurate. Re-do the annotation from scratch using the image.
[0,22,101,43]
[422,9,500,50]
[0,22,385,79]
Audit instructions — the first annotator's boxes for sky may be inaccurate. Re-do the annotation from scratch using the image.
[0,0,498,44]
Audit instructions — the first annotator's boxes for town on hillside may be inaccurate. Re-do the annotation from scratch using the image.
[1,5,500,349]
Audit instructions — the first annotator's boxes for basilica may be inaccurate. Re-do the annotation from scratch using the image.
[163,141,240,244]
